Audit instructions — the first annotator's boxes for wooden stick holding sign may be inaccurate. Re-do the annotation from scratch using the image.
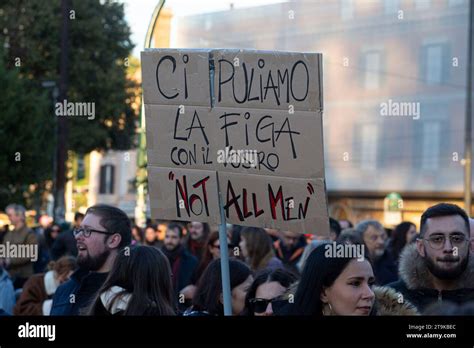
[217,178,232,315]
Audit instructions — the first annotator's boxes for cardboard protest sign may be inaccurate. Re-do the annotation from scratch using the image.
[145,104,218,169]
[147,166,220,225]
[212,49,323,112]
[141,49,211,106]
[218,172,329,234]
[211,107,325,178]
[145,104,324,178]
[142,48,328,236]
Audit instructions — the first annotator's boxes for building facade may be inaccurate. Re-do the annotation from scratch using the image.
[167,0,473,226]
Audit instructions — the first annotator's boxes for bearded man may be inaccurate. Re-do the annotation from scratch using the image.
[50,205,131,315]
[388,203,474,312]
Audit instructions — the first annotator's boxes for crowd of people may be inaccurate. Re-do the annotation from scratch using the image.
[0,201,473,316]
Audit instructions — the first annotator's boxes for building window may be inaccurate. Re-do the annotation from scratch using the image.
[363,50,382,89]
[341,0,353,20]
[421,122,440,170]
[360,123,378,170]
[422,43,446,85]
[99,164,115,194]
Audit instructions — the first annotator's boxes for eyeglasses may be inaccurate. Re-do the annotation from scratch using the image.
[248,298,287,314]
[422,234,468,250]
[73,226,114,238]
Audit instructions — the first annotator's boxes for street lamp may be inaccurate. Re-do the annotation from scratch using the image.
[135,0,165,227]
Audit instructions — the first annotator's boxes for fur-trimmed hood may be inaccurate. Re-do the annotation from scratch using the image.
[280,282,418,315]
[372,286,418,315]
[398,243,474,290]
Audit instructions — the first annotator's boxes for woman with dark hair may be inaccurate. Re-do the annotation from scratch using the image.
[245,268,298,316]
[131,224,144,245]
[85,246,176,316]
[184,258,253,316]
[179,230,233,307]
[193,230,232,283]
[388,222,417,265]
[239,227,282,272]
[44,224,61,250]
[285,243,418,316]
[196,230,232,279]
[286,243,375,315]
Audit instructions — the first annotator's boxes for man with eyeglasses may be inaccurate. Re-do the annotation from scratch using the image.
[388,203,474,312]
[50,204,131,315]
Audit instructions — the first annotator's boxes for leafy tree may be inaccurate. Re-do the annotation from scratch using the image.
[0,56,53,209]
[0,0,137,210]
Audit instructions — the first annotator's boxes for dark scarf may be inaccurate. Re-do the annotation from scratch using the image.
[161,245,183,290]
[161,245,183,264]
[188,239,205,260]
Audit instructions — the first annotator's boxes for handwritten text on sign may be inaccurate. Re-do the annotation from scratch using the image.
[145,105,324,178]
[142,49,328,235]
